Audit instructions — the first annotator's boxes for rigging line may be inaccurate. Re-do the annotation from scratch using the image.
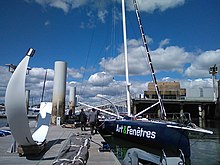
[110,3,128,98]
[110,4,115,64]
[78,1,109,96]
[87,1,119,97]
[78,28,95,96]
[95,9,118,96]
[120,4,150,101]
[79,2,118,98]
[133,0,166,119]
[90,139,102,147]
[108,1,120,97]
[126,9,152,79]
[98,3,116,97]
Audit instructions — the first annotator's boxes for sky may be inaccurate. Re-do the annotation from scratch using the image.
[0,0,220,105]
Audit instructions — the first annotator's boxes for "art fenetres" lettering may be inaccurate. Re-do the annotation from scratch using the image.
[116,124,156,139]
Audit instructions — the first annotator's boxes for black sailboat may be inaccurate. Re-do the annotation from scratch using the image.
[98,0,213,159]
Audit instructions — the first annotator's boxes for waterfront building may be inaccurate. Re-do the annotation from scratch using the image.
[144,82,186,100]
[186,87,214,101]
[133,81,220,119]
[143,81,218,101]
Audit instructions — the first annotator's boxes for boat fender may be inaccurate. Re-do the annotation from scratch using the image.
[187,122,196,128]
[0,130,11,136]
[99,141,111,152]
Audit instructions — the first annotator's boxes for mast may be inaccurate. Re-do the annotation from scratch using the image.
[41,69,47,102]
[122,0,131,116]
[133,0,166,119]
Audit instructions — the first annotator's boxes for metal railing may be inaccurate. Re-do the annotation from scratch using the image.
[141,112,192,125]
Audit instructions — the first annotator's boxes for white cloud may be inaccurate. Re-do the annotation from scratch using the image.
[88,72,114,86]
[49,0,69,13]
[184,49,220,78]
[76,78,129,104]
[161,77,173,82]
[0,65,84,104]
[160,77,214,89]
[97,10,108,23]
[33,0,106,14]
[32,0,185,13]
[151,46,191,73]
[28,0,185,25]
[0,63,217,106]
[80,21,96,29]
[35,0,76,13]
[159,38,170,48]
[70,0,88,9]
[0,67,11,103]
[80,11,96,29]
[67,68,83,79]
[44,20,50,26]
[25,68,54,103]
[100,38,191,76]
[100,37,153,76]
[28,68,54,80]
[126,0,185,13]
[181,78,213,88]
[0,66,54,104]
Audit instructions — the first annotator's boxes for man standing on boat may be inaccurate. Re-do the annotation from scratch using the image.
[88,108,97,135]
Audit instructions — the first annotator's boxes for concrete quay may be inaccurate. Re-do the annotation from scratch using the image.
[0,125,121,165]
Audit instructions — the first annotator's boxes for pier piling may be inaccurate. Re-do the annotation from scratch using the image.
[51,61,67,125]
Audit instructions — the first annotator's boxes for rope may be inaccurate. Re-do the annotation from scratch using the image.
[97,120,106,128]
[90,139,102,147]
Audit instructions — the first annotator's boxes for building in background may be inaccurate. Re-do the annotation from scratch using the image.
[186,87,213,101]
[143,81,217,101]
[144,82,186,100]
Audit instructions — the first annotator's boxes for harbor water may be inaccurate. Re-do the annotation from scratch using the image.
[0,118,8,127]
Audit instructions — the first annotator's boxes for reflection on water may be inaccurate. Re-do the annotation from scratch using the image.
[103,135,188,164]
[190,119,220,165]
[0,118,7,127]
[102,119,220,165]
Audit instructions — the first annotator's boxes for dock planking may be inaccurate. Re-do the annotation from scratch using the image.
[0,125,121,165]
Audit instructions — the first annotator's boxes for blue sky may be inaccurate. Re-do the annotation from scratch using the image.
[0,0,220,105]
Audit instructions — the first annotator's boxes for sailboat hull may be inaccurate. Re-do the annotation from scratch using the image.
[98,120,190,158]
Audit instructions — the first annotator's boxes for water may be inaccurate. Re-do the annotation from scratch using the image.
[102,119,220,165]
[0,118,7,127]
[190,119,220,165]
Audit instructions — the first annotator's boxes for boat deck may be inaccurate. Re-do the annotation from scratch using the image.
[0,125,121,165]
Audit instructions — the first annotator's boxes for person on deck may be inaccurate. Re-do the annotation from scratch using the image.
[79,108,87,131]
[68,108,73,119]
[88,108,97,135]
